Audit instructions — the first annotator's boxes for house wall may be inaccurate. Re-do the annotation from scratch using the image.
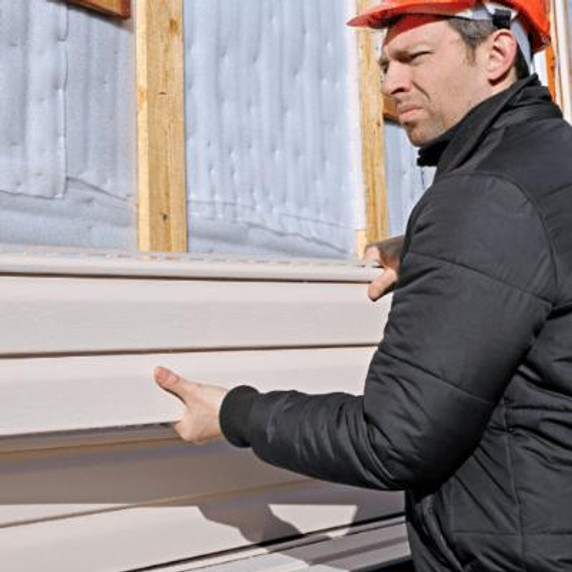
[0,0,368,258]
[2,1,569,254]
[0,0,435,255]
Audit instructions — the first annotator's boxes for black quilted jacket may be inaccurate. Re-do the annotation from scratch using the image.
[220,76,572,571]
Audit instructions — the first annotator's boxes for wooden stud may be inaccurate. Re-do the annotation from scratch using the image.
[136,0,188,252]
[66,0,131,18]
[356,0,390,249]
[547,0,560,103]
[551,0,572,123]
[546,43,558,102]
[383,95,399,121]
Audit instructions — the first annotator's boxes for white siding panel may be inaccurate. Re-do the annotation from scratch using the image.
[184,520,409,572]
[0,254,402,571]
[0,438,402,527]
[0,347,376,436]
[0,441,299,525]
[0,436,402,530]
[0,488,403,572]
[0,276,389,356]
[0,247,383,281]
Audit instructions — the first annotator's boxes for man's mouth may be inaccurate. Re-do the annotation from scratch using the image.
[397,105,422,118]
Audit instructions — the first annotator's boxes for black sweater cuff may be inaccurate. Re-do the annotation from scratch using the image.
[220,385,259,448]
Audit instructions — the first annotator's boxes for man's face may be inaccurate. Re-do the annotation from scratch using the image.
[380,15,491,146]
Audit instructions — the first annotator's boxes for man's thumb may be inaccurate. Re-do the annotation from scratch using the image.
[154,366,188,400]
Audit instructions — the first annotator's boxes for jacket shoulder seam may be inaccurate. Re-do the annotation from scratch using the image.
[380,347,495,407]
[434,171,559,299]
[407,250,552,305]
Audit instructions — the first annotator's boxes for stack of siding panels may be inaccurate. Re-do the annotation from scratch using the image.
[0,251,406,571]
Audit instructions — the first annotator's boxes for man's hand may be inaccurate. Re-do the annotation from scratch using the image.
[363,235,404,301]
[154,366,229,444]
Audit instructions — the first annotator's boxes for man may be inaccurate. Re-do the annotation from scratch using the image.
[155,1,572,569]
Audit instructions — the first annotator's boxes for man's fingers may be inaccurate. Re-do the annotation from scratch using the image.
[154,366,193,401]
[362,245,381,264]
[368,268,398,301]
[362,236,404,271]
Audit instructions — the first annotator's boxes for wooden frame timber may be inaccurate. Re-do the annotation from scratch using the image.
[66,0,131,18]
[547,0,560,103]
[356,0,390,255]
[383,95,399,121]
[136,0,188,252]
[551,0,572,123]
[546,44,558,102]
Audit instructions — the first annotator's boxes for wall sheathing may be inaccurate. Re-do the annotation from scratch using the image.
[0,0,136,249]
[184,0,363,259]
[1,2,565,255]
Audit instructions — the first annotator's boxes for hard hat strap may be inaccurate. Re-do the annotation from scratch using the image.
[492,8,512,30]
[455,2,533,71]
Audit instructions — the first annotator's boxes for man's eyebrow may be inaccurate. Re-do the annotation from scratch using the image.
[378,43,433,68]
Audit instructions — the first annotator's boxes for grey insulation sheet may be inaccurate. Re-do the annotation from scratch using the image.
[0,0,136,249]
[183,0,364,259]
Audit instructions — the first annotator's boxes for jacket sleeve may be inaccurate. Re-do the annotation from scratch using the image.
[220,174,556,490]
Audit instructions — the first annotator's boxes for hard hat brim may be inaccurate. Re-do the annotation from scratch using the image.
[346,0,550,52]
[347,0,482,28]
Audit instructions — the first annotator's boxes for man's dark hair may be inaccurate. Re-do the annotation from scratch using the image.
[448,17,530,79]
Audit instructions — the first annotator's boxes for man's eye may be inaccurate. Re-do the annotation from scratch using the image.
[410,51,430,62]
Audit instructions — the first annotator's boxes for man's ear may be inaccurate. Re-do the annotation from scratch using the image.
[486,29,519,82]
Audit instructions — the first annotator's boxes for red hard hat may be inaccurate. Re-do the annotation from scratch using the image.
[347,0,551,52]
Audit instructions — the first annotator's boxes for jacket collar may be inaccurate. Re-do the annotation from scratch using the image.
[417,75,560,177]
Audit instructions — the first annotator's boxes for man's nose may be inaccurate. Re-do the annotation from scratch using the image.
[381,62,411,96]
